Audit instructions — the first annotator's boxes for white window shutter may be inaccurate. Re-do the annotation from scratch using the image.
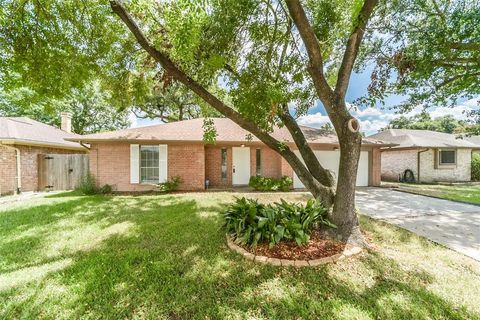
[159,144,168,183]
[130,144,140,184]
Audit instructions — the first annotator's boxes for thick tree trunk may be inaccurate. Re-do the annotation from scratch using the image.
[330,127,364,244]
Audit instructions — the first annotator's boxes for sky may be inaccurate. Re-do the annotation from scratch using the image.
[129,68,479,136]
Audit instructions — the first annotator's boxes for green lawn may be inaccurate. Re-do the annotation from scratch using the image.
[1,191,479,319]
[383,182,480,205]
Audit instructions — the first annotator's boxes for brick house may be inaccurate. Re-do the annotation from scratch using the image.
[368,129,480,183]
[67,118,389,192]
[0,114,87,195]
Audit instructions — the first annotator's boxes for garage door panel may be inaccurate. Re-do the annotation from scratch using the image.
[293,150,369,188]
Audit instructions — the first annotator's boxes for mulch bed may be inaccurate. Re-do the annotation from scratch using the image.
[241,230,346,260]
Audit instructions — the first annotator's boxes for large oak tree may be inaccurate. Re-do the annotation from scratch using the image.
[3,0,474,244]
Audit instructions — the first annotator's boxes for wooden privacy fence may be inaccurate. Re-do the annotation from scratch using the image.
[38,154,89,191]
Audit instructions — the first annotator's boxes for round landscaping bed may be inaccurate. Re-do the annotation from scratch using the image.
[226,230,363,267]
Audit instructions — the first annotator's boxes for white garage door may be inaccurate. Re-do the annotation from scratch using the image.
[293,150,369,188]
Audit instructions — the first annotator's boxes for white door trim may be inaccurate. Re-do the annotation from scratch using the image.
[232,147,251,185]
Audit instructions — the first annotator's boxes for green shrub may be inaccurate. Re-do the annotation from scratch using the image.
[99,184,113,194]
[75,174,99,195]
[158,176,182,193]
[75,175,113,195]
[249,176,293,192]
[223,197,334,248]
[472,153,480,181]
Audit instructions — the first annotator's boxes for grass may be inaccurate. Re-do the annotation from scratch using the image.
[383,182,480,205]
[0,191,479,319]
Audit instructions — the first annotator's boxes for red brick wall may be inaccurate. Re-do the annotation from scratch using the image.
[90,143,205,191]
[0,146,16,195]
[0,144,86,195]
[87,142,383,191]
[281,157,293,178]
[205,146,232,187]
[250,147,283,178]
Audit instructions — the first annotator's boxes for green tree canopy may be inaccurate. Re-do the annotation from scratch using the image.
[384,113,466,133]
[0,82,130,134]
[358,0,480,111]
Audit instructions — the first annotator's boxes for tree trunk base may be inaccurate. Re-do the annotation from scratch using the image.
[320,225,372,249]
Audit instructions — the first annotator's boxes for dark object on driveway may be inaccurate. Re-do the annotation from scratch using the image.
[400,169,415,183]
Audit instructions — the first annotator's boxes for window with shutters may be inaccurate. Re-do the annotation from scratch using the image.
[140,145,159,183]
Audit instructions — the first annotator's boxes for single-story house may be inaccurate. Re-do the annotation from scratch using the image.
[67,118,391,192]
[0,113,86,195]
[368,129,480,183]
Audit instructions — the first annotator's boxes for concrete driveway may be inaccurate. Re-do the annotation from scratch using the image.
[356,187,480,261]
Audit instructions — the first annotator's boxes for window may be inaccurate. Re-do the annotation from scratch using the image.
[256,148,262,176]
[439,149,456,165]
[140,145,159,183]
[221,148,227,180]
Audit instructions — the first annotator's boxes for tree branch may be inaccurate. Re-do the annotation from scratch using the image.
[279,105,334,187]
[335,0,378,99]
[109,0,334,202]
[436,71,480,89]
[284,0,333,107]
[448,42,480,51]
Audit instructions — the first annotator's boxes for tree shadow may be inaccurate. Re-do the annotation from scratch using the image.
[0,194,478,319]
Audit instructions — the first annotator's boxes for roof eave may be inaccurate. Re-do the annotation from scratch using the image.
[0,138,87,151]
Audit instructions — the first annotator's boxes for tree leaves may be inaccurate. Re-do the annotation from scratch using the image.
[359,0,480,110]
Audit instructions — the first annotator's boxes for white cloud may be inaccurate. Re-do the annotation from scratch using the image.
[128,112,138,128]
[128,111,163,128]
[462,98,480,108]
[297,112,331,127]
[298,96,480,136]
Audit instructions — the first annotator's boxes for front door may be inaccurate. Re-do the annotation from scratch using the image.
[232,147,251,185]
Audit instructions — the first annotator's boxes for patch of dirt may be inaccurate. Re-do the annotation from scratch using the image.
[243,230,346,260]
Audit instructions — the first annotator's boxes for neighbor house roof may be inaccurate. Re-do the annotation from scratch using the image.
[464,135,480,146]
[0,117,85,150]
[66,117,392,147]
[368,129,480,149]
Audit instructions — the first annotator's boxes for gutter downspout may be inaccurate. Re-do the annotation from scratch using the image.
[1,143,22,194]
[417,148,429,183]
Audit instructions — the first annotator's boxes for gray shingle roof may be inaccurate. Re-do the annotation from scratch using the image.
[66,117,392,146]
[465,135,480,146]
[368,129,480,149]
[0,117,85,150]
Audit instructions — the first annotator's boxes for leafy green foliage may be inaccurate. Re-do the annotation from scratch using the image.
[223,197,333,248]
[472,153,480,181]
[0,82,130,134]
[249,176,293,192]
[75,174,113,195]
[98,184,113,195]
[358,0,480,111]
[384,113,466,134]
[0,0,370,132]
[157,176,182,193]
[75,174,98,195]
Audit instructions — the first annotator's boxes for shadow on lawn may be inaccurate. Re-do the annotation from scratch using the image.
[0,194,478,319]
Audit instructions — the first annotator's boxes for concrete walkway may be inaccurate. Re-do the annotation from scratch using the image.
[0,191,64,210]
[356,187,480,261]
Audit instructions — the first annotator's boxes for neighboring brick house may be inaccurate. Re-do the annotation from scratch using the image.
[0,114,87,195]
[67,118,389,192]
[368,129,480,183]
